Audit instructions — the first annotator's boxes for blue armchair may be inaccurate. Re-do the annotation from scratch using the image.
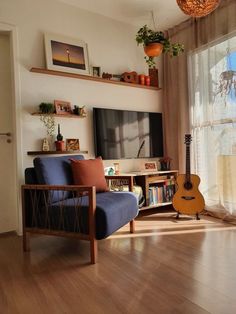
[22,155,138,264]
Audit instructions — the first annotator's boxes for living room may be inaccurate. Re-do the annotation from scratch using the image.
[1,0,236,313]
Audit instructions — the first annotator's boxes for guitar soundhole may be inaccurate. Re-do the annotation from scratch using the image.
[184,181,193,190]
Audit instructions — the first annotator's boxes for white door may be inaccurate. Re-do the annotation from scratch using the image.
[0,32,17,233]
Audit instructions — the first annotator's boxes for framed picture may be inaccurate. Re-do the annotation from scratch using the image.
[92,66,101,77]
[143,161,157,172]
[54,100,72,115]
[44,33,90,75]
[66,138,80,151]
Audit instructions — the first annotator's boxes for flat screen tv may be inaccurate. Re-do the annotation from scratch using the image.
[93,108,163,159]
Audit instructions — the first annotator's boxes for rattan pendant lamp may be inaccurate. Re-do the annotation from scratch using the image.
[176,0,221,17]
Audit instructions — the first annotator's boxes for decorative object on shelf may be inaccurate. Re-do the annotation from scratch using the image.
[102,72,121,80]
[176,0,221,18]
[108,167,115,176]
[159,156,172,171]
[149,68,159,87]
[73,105,80,115]
[79,105,87,117]
[42,138,50,151]
[66,138,80,151]
[39,102,55,114]
[136,24,184,68]
[44,33,90,75]
[102,71,139,84]
[143,161,157,172]
[121,71,139,84]
[92,66,101,77]
[139,74,145,85]
[55,124,65,151]
[145,75,150,86]
[54,100,72,115]
[114,162,120,175]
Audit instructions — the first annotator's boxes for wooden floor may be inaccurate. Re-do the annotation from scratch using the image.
[1,210,236,314]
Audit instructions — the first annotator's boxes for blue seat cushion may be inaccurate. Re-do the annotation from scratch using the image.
[33,155,84,202]
[34,191,138,240]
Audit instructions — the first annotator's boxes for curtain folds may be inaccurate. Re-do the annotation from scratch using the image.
[163,0,236,172]
[163,0,236,220]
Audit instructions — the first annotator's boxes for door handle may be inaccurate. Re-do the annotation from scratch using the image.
[0,132,12,143]
[0,132,11,136]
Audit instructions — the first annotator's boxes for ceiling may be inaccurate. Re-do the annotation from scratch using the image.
[58,0,188,30]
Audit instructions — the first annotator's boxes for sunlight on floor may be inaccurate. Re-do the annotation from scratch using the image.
[109,212,236,239]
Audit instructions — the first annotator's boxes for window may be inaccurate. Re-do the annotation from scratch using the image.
[189,34,236,215]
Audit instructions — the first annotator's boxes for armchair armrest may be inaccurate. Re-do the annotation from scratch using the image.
[21,184,98,263]
[21,184,96,236]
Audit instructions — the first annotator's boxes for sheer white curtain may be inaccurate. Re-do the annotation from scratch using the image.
[188,34,236,221]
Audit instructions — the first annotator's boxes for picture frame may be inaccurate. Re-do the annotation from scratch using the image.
[92,66,101,77]
[143,161,157,172]
[54,100,72,115]
[44,33,90,75]
[66,138,80,151]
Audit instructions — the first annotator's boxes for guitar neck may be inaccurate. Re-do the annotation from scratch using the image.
[185,145,191,182]
[185,144,191,182]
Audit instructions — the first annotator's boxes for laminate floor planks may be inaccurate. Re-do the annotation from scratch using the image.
[1,212,236,314]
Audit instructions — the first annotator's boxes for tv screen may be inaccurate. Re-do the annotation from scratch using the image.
[93,108,163,159]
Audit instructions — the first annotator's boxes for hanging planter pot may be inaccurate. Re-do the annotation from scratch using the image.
[144,42,163,57]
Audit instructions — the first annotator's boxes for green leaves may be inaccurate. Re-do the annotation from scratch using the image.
[136,25,184,67]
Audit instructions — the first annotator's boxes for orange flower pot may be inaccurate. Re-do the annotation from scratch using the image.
[144,43,163,57]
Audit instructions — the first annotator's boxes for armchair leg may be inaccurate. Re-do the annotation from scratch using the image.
[90,238,98,264]
[23,231,30,252]
[129,220,135,233]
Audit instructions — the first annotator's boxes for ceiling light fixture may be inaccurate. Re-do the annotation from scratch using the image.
[176,0,221,17]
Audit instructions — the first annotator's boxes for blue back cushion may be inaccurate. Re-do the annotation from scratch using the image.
[33,155,84,202]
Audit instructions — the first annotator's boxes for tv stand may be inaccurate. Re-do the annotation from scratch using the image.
[106,170,178,210]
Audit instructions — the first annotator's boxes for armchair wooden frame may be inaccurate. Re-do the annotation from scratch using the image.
[22,176,135,264]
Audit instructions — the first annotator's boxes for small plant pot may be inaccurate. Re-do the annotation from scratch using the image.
[144,43,163,57]
[160,161,170,171]
[55,141,65,151]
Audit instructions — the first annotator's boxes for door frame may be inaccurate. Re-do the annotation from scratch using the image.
[0,22,23,235]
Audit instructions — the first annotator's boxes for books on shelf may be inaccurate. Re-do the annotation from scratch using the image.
[148,180,175,206]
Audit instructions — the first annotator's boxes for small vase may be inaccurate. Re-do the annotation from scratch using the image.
[160,162,170,171]
[55,140,65,151]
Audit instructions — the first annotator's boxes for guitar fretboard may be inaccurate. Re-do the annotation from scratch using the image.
[185,143,191,183]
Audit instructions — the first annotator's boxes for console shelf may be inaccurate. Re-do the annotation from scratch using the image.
[31,113,85,118]
[30,67,161,91]
[27,150,88,155]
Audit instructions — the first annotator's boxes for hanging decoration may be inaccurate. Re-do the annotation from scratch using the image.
[176,0,221,17]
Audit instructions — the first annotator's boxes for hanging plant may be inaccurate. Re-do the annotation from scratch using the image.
[136,25,184,68]
[40,114,55,137]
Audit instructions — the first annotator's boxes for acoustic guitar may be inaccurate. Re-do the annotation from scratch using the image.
[172,134,205,220]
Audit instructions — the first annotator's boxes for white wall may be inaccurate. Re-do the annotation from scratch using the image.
[0,0,163,173]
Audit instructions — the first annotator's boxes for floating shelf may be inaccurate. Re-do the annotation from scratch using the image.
[30,67,161,91]
[31,113,86,118]
[27,150,88,156]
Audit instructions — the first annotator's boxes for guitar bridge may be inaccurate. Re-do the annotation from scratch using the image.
[181,196,195,200]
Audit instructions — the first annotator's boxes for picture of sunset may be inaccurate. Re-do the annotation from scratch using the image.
[51,40,86,70]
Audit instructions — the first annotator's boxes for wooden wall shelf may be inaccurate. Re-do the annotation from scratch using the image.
[30,67,161,91]
[27,150,88,156]
[31,113,85,119]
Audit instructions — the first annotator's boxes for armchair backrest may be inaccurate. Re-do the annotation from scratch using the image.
[25,155,84,202]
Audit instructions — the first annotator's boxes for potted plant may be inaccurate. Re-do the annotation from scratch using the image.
[39,102,55,114]
[136,25,184,68]
[55,124,65,151]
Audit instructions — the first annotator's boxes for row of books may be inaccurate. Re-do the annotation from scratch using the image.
[148,183,175,205]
